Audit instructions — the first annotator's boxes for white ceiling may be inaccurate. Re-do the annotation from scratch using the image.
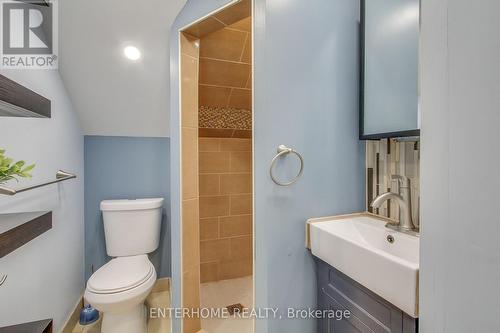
[59,0,187,137]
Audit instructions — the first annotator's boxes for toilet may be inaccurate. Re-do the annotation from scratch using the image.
[84,198,164,333]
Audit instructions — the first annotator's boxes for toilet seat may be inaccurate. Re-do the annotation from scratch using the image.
[87,255,154,294]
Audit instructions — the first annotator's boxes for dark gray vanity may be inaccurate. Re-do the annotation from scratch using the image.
[316,259,417,333]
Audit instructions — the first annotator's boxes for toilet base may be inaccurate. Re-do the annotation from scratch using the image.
[101,303,147,333]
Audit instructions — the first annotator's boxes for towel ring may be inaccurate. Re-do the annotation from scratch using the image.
[269,145,304,186]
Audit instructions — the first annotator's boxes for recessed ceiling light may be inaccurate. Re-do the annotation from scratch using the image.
[123,46,141,60]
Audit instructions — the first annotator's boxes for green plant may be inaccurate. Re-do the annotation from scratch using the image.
[0,149,35,185]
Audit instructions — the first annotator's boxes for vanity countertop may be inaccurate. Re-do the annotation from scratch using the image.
[306,211,419,318]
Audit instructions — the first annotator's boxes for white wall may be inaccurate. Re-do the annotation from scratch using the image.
[0,70,84,331]
[420,0,500,331]
[59,0,186,137]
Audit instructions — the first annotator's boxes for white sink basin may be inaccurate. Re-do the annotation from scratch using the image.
[307,213,419,317]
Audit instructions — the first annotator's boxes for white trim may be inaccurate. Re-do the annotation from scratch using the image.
[177,0,240,32]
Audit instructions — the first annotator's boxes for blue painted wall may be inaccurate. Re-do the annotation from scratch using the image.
[171,1,365,332]
[84,136,171,281]
[253,0,364,332]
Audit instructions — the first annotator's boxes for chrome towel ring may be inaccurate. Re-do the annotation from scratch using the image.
[269,145,304,186]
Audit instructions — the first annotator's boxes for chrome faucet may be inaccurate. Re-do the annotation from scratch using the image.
[371,175,419,235]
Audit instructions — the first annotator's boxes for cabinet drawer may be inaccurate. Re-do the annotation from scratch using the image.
[316,259,417,333]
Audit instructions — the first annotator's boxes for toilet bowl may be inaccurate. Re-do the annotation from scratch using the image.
[85,255,156,332]
[84,198,163,333]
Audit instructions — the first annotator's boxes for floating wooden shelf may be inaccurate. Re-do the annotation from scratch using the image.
[0,319,52,333]
[0,212,52,258]
[13,0,50,7]
[0,74,51,118]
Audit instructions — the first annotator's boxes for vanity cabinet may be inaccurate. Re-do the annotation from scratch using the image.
[316,259,417,333]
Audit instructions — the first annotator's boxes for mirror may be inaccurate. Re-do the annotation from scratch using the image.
[360,0,420,139]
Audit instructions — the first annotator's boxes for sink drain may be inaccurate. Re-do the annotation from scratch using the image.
[387,235,395,243]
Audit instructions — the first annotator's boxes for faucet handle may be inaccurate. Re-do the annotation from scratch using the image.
[391,175,410,188]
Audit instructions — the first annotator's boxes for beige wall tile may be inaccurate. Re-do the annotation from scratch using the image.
[182,264,201,332]
[200,262,219,283]
[240,36,251,64]
[199,174,220,196]
[218,259,252,280]
[182,267,200,308]
[220,215,252,237]
[199,151,230,173]
[183,317,201,333]
[228,88,252,110]
[230,151,252,172]
[182,199,200,269]
[228,17,252,32]
[220,174,252,194]
[200,239,231,262]
[200,28,247,62]
[181,54,198,128]
[220,138,252,151]
[199,138,220,152]
[232,129,252,138]
[199,128,235,138]
[200,217,219,240]
[245,72,252,89]
[180,33,199,58]
[199,85,231,107]
[230,235,253,260]
[213,0,250,25]
[183,16,225,38]
[199,58,251,88]
[182,128,198,200]
[230,194,252,215]
[199,195,230,218]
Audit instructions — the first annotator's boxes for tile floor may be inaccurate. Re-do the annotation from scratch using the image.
[72,289,171,333]
[200,276,253,333]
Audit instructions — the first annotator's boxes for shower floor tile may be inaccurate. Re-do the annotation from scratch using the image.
[200,276,253,333]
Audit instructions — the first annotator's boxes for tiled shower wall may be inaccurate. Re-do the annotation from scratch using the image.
[180,32,201,333]
[198,16,252,138]
[198,137,253,282]
[197,14,253,283]
[366,139,420,226]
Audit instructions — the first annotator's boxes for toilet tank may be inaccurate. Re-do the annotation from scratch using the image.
[100,198,164,257]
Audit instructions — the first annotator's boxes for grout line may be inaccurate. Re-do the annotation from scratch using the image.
[200,234,253,244]
[200,83,251,91]
[199,56,251,65]
[239,32,249,62]
[199,192,252,197]
[201,213,252,220]
[181,53,199,61]
[199,172,253,175]
[217,174,221,196]
[212,15,228,26]
[227,87,234,107]
[244,71,252,89]
[224,26,250,33]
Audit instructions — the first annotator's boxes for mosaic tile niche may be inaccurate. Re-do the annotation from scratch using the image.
[366,139,420,226]
[197,15,252,138]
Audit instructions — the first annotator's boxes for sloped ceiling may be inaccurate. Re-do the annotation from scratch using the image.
[59,0,186,137]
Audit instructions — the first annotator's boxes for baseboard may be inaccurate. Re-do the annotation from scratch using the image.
[60,278,171,333]
[152,277,171,293]
[60,296,83,333]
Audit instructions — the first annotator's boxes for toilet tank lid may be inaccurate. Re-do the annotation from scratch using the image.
[100,198,164,211]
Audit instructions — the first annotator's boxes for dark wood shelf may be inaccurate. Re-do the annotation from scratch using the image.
[0,212,52,258]
[0,74,51,118]
[0,319,52,333]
